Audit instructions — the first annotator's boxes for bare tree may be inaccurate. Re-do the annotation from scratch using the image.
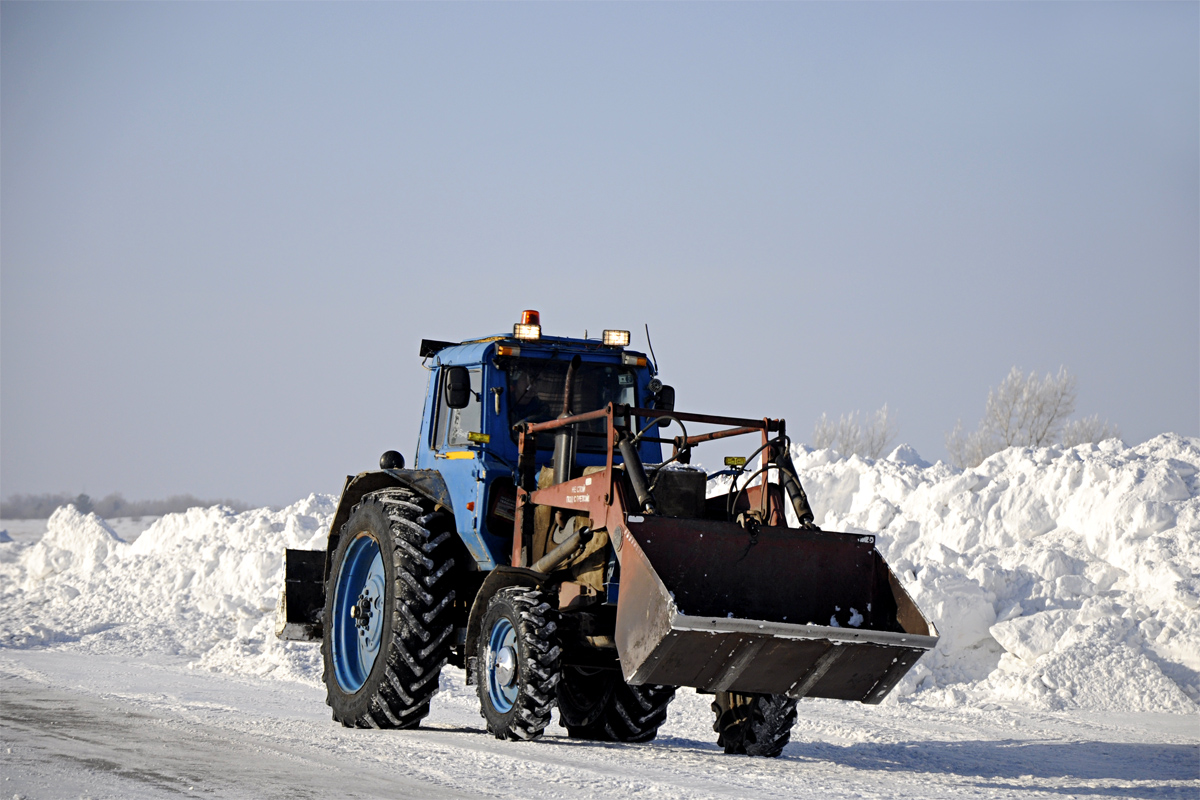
[946,366,1120,468]
[863,405,900,458]
[1061,414,1121,448]
[987,367,1076,448]
[945,419,990,471]
[812,404,898,459]
[812,413,839,450]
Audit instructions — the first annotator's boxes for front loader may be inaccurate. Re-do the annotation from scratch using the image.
[277,311,937,757]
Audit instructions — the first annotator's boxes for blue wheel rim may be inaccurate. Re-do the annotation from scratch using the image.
[486,617,519,714]
[331,533,385,693]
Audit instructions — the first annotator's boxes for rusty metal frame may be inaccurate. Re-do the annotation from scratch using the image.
[510,403,789,566]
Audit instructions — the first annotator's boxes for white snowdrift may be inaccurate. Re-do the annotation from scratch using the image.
[782,433,1199,713]
[1,434,1197,716]
[0,495,334,680]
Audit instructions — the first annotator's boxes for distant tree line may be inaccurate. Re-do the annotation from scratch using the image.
[0,492,251,520]
[813,366,1120,468]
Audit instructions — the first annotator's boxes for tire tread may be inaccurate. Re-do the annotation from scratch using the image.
[478,587,562,741]
[711,692,797,758]
[322,488,456,730]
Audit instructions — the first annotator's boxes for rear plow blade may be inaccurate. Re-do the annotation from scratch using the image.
[613,517,938,703]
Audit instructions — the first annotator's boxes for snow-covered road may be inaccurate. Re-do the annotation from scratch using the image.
[3,649,1195,800]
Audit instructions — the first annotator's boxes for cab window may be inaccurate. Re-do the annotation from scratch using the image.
[435,368,482,448]
[503,358,637,451]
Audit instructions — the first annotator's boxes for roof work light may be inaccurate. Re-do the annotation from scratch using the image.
[602,329,631,347]
[513,310,541,341]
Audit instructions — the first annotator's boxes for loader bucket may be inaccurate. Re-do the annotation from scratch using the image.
[612,517,938,703]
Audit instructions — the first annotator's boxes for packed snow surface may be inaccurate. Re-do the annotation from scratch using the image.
[1,435,1197,797]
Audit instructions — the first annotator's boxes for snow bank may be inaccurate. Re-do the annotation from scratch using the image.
[1,435,1197,715]
[0,495,335,681]
[777,433,1199,713]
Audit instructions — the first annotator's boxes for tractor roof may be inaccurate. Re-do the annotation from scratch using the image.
[420,335,652,371]
[420,311,652,369]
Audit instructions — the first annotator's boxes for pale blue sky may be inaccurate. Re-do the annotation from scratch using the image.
[3,2,1197,506]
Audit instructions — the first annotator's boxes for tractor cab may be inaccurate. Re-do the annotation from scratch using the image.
[412,311,672,570]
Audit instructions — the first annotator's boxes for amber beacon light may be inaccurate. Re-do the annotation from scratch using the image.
[513,309,541,341]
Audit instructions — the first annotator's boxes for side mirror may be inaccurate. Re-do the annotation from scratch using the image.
[655,384,675,427]
[658,384,675,413]
[445,366,472,409]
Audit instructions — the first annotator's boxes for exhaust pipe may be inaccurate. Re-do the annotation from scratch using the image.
[553,356,582,532]
[553,355,582,486]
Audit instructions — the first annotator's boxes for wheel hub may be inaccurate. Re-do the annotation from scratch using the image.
[352,589,377,631]
[485,617,519,713]
[493,645,517,686]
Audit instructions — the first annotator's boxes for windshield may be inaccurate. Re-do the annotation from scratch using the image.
[504,358,637,450]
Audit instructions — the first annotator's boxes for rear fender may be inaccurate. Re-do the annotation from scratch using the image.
[324,468,454,582]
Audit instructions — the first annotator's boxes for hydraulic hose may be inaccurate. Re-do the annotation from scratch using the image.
[727,464,774,523]
[723,434,817,528]
[632,414,691,494]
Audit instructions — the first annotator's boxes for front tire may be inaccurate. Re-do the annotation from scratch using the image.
[711,691,797,758]
[557,666,676,743]
[476,586,561,740]
[322,489,456,729]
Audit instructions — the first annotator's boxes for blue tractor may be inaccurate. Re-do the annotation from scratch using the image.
[277,310,937,757]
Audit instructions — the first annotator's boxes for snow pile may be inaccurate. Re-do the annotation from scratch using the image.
[1,435,1197,716]
[779,433,1199,713]
[0,495,335,681]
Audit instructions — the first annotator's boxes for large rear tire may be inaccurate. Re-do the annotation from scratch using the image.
[477,586,562,740]
[712,691,797,758]
[557,666,676,743]
[322,489,456,729]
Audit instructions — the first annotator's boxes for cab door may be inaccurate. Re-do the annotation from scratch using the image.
[431,367,491,565]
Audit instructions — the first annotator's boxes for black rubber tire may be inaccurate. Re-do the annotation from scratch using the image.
[476,586,561,740]
[557,665,676,743]
[321,488,456,729]
[711,691,797,758]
